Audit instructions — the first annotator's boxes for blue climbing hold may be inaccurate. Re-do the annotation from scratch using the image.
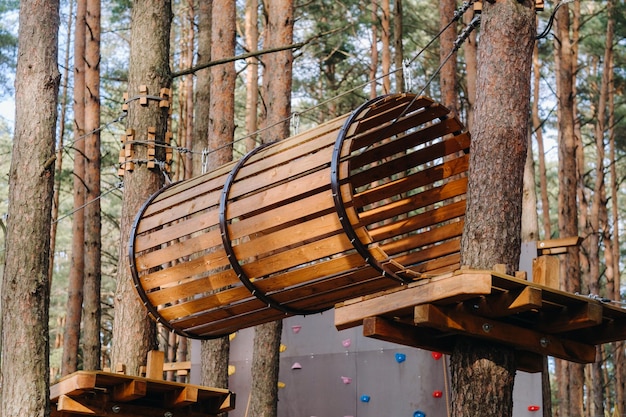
[360,395,371,403]
[395,352,406,363]
[413,411,426,417]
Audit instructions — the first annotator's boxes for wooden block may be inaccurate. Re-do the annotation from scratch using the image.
[115,363,126,374]
[167,386,198,407]
[515,271,527,280]
[139,85,148,106]
[537,236,581,255]
[57,395,96,415]
[145,350,165,380]
[50,372,97,399]
[532,255,559,289]
[113,380,147,402]
[122,92,129,112]
[536,301,603,333]
[493,264,507,274]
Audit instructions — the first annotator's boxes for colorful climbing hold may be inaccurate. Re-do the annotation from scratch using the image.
[342,338,352,348]
[291,362,302,370]
[278,382,286,388]
[341,376,352,384]
[395,352,407,363]
[413,411,426,417]
[228,365,236,376]
[432,390,443,398]
[431,351,442,360]
[291,325,302,333]
[528,405,540,412]
[360,395,371,403]
[279,344,287,353]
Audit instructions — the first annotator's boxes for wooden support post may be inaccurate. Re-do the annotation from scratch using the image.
[57,395,96,415]
[145,350,165,380]
[532,255,559,289]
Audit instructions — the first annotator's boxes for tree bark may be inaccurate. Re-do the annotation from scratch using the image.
[191,0,211,173]
[369,1,378,99]
[62,0,86,376]
[455,1,535,416]
[380,0,391,94]
[554,3,583,415]
[462,6,477,129]
[111,0,171,374]
[0,1,60,415]
[200,0,234,390]
[245,0,259,151]
[439,0,457,114]
[532,41,550,239]
[393,0,404,93]
[83,0,102,371]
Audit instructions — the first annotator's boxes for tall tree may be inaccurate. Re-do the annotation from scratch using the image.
[245,0,259,151]
[554,2,583,415]
[62,0,87,376]
[392,0,404,93]
[83,0,102,371]
[439,0,457,114]
[248,1,294,416]
[0,0,60,415]
[455,1,535,417]
[200,0,234,390]
[380,0,391,94]
[191,0,211,173]
[112,0,172,374]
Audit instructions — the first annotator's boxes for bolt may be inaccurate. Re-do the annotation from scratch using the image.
[112,405,121,413]
[164,412,173,417]
[540,337,549,348]
[482,323,492,333]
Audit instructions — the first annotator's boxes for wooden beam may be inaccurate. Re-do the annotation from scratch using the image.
[145,350,165,380]
[50,372,97,400]
[466,286,543,317]
[537,236,581,255]
[335,273,493,330]
[536,301,603,333]
[167,386,198,407]
[362,316,454,353]
[163,361,191,372]
[56,395,96,415]
[112,380,147,402]
[413,304,596,363]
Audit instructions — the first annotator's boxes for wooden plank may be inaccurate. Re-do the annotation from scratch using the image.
[535,301,603,333]
[167,386,198,407]
[50,372,97,400]
[163,361,191,372]
[350,128,469,177]
[363,316,455,352]
[334,273,493,330]
[465,286,543,317]
[380,221,464,255]
[358,177,468,226]
[353,96,435,133]
[353,154,469,207]
[536,236,581,253]
[56,395,97,415]
[145,350,165,380]
[532,255,559,289]
[368,200,466,242]
[390,237,461,268]
[112,380,147,402]
[413,304,596,363]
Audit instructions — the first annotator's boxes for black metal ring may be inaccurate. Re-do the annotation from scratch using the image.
[219,142,331,316]
[330,94,412,284]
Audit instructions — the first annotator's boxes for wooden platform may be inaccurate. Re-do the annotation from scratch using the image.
[50,371,235,417]
[334,269,626,372]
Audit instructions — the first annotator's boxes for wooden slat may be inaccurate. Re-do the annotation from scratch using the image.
[358,177,468,226]
[535,301,603,333]
[167,386,198,407]
[352,96,435,133]
[350,123,468,173]
[393,240,461,270]
[334,273,493,330]
[413,304,596,363]
[368,199,466,242]
[353,153,469,207]
[464,287,543,317]
[380,221,464,255]
[50,372,97,400]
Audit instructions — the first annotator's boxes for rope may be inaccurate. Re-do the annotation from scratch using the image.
[54,181,124,224]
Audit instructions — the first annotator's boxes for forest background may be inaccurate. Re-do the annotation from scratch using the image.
[0,0,625,416]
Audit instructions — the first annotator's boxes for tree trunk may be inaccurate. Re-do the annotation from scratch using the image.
[462,7,477,129]
[439,0,457,114]
[0,1,60,415]
[83,0,102,371]
[554,2,583,415]
[111,0,171,374]
[249,1,293,416]
[532,41,550,239]
[369,1,378,99]
[200,0,235,390]
[455,1,535,417]
[245,0,259,151]
[380,0,391,94]
[393,0,403,93]
[191,0,211,173]
[62,0,86,376]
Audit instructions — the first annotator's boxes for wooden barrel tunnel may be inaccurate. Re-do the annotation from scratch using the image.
[129,93,471,339]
